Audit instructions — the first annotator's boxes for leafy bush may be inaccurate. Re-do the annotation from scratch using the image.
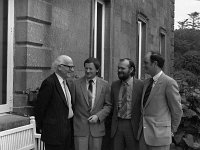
[174,52,200,76]
[174,29,200,55]
[174,26,200,150]
[174,70,199,87]
[173,78,200,150]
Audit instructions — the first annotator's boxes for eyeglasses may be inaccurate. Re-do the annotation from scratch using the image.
[60,64,75,69]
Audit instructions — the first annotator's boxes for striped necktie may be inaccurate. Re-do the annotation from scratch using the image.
[118,82,128,118]
[143,78,154,107]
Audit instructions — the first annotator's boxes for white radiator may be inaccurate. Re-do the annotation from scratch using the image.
[35,134,45,150]
[0,116,45,150]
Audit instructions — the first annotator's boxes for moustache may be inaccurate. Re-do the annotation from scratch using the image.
[118,72,124,74]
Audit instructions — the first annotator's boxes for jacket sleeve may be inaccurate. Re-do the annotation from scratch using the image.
[166,79,183,133]
[34,79,52,130]
[96,83,112,122]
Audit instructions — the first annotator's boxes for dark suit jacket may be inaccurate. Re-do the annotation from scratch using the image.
[111,78,144,139]
[35,73,74,145]
[137,73,183,146]
[73,76,112,137]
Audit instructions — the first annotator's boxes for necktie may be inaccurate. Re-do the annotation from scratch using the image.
[121,82,127,98]
[63,80,73,118]
[88,80,93,109]
[143,78,154,107]
[63,80,68,103]
[88,80,93,93]
[118,82,128,118]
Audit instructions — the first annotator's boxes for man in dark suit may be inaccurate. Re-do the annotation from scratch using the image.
[111,58,144,150]
[73,57,112,150]
[137,51,183,150]
[35,55,75,150]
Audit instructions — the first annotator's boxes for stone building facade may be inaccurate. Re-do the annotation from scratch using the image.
[0,0,175,130]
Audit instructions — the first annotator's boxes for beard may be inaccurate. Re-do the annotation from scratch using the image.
[118,72,130,81]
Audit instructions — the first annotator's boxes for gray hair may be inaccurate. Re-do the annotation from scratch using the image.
[52,55,72,72]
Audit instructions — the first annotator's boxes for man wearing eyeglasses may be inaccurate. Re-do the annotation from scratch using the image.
[35,55,75,150]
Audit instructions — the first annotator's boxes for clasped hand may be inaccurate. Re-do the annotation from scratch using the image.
[88,115,98,123]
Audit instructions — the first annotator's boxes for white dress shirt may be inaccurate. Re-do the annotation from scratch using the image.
[86,77,96,109]
[152,70,163,87]
[56,73,73,118]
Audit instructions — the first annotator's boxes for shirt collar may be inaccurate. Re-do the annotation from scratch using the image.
[55,73,65,84]
[153,71,163,82]
[86,77,97,84]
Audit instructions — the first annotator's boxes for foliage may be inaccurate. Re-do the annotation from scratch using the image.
[186,12,200,29]
[177,11,200,30]
[23,87,40,106]
[174,20,200,149]
[174,29,200,55]
[174,70,199,87]
[174,52,200,76]
[174,75,200,150]
[178,19,189,29]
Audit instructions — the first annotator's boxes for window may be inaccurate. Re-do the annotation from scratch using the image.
[159,27,166,71]
[137,13,148,79]
[93,0,105,78]
[0,0,14,113]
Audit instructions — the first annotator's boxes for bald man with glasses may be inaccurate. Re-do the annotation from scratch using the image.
[60,64,75,70]
[35,55,75,150]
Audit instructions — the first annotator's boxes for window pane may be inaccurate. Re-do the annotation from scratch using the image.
[160,33,165,57]
[160,33,166,71]
[96,2,102,77]
[137,21,142,79]
[137,20,146,79]
[0,0,8,104]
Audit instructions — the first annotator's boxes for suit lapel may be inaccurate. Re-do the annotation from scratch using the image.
[53,73,68,106]
[131,78,138,107]
[114,81,122,110]
[144,74,164,108]
[80,78,89,106]
[92,78,103,110]
[141,79,149,110]
[116,81,122,101]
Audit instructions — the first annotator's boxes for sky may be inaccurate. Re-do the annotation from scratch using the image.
[175,0,200,29]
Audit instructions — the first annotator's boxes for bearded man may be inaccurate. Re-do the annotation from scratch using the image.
[111,58,144,150]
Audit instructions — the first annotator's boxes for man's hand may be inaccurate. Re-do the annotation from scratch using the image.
[88,115,99,123]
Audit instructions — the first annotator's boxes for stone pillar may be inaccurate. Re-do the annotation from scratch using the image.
[14,0,52,115]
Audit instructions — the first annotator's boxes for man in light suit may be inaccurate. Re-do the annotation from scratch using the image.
[138,51,183,150]
[111,58,144,150]
[73,57,112,150]
[35,55,75,150]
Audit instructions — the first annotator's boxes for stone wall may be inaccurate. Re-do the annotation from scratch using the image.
[111,0,175,80]
[14,0,52,115]
[13,0,174,116]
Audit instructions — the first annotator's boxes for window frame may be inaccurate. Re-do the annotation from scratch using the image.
[137,13,148,79]
[0,0,14,113]
[93,0,105,78]
[159,27,167,56]
[159,27,167,71]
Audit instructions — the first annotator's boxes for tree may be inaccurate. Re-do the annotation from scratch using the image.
[174,29,200,56]
[178,19,188,29]
[174,51,200,76]
[177,11,200,30]
[185,12,200,29]
[174,11,200,150]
